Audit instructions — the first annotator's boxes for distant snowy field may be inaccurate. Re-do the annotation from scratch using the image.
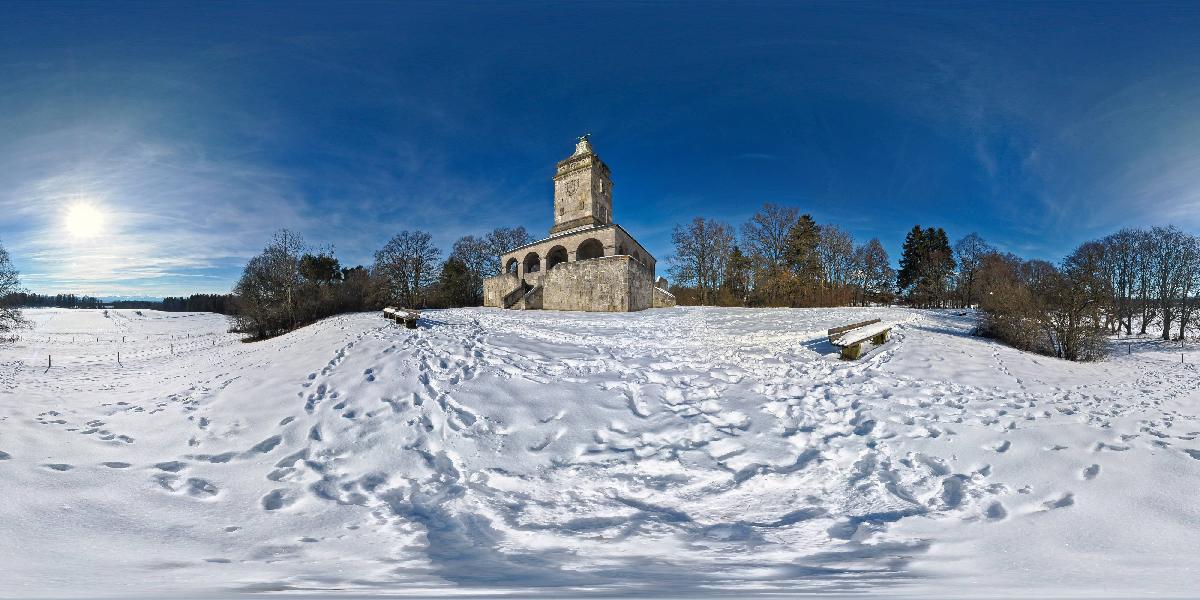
[1,307,1198,598]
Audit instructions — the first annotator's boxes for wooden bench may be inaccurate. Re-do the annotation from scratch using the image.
[828,319,892,360]
[382,307,420,329]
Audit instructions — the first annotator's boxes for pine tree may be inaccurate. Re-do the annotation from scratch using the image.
[436,257,476,308]
[785,214,823,284]
[897,225,924,292]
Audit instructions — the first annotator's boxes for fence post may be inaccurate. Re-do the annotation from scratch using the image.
[48,355,51,368]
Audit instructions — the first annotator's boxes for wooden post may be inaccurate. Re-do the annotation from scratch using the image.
[48,355,52,368]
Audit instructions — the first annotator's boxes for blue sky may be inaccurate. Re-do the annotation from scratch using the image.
[2,1,1199,297]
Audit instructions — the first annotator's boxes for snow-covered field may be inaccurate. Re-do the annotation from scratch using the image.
[1,307,1198,598]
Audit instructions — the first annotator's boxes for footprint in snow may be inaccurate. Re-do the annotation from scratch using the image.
[155,461,188,472]
[992,440,1011,453]
[1082,464,1101,480]
[0,451,10,460]
[984,501,1008,520]
[101,462,132,469]
[43,463,73,471]
[1041,493,1075,511]
[261,488,296,511]
[248,435,282,454]
[186,478,220,498]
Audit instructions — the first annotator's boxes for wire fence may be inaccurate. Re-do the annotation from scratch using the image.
[8,334,242,370]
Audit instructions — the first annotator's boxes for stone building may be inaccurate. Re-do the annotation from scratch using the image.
[483,137,676,312]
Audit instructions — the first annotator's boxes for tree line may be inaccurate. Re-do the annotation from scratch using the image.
[0,291,238,314]
[2,292,105,309]
[231,226,530,339]
[667,203,900,307]
[975,226,1200,361]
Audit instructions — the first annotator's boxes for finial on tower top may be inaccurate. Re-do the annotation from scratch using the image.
[573,133,593,156]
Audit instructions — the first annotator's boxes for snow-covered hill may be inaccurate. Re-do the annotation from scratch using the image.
[0,307,1197,598]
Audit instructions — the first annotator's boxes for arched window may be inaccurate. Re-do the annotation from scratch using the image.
[522,252,541,273]
[577,238,604,261]
[505,258,518,274]
[547,246,569,270]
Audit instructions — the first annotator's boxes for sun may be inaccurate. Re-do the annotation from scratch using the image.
[65,202,105,238]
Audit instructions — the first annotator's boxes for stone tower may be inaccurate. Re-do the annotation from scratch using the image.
[550,135,613,235]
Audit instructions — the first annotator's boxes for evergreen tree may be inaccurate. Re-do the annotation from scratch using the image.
[897,225,957,307]
[436,257,476,308]
[897,225,925,292]
[785,214,822,284]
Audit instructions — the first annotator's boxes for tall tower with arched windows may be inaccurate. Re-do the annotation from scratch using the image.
[550,135,613,235]
[481,136,675,311]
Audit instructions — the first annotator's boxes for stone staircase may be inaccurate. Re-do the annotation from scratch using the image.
[513,283,543,310]
[502,283,528,309]
[502,280,544,310]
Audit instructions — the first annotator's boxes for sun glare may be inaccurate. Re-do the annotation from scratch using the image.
[65,202,105,238]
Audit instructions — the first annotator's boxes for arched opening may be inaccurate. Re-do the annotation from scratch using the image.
[505,258,518,274]
[577,238,604,261]
[522,252,541,274]
[547,246,568,270]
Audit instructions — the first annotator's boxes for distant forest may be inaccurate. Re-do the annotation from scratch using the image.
[2,292,237,314]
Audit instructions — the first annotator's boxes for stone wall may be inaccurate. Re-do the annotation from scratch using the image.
[543,255,652,312]
[483,272,520,307]
[652,286,677,308]
[499,224,656,281]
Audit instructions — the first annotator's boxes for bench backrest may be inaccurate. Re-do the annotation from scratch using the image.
[828,319,880,337]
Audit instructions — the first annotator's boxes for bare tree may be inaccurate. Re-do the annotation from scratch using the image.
[669,217,734,305]
[373,230,441,308]
[1041,242,1110,361]
[818,225,855,287]
[953,233,995,308]
[1134,229,1157,334]
[0,240,28,342]
[231,229,306,339]
[450,235,490,305]
[1177,233,1200,340]
[852,238,895,305]
[483,226,531,276]
[1150,226,1189,340]
[741,203,798,271]
[1099,229,1138,334]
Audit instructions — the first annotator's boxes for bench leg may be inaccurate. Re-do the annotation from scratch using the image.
[872,331,888,345]
[841,343,862,360]
[404,317,417,329]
